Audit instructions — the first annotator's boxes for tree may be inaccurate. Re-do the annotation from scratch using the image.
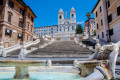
[76,24,83,34]
[86,12,91,19]
[94,30,96,36]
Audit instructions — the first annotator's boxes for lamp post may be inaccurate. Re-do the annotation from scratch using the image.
[86,12,91,37]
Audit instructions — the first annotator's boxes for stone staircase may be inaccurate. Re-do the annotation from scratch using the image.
[27,41,94,58]
[7,37,50,57]
[82,39,96,49]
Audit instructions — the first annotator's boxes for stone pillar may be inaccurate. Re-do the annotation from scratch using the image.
[47,60,52,68]
[0,42,6,57]
[83,69,104,80]
[74,60,78,67]
[0,42,4,55]
[13,66,29,80]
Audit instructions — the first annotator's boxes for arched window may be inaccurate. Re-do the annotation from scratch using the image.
[59,15,62,19]
[8,12,13,23]
[72,14,74,18]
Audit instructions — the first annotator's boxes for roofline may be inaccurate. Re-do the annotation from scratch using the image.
[17,0,26,7]
[91,0,100,13]
[16,0,37,18]
[26,6,37,18]
[34,25,58,28]
[85,18,95,23]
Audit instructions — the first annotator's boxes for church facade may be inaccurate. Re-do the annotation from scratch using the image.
[58,7,76,33]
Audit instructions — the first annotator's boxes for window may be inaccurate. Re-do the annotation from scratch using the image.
[117,6,120,16]
[0,0,3,5]
[8,14,12,23]
[27,22,29,30]
[59,15,62,19]
[18,33,23,40]
[0,10,2,19]
[72,14,74,18]
[19,20,23,28]
[96,12,98,18]
[60,28,61,31]
[31,25,33,32]
[108,14,112,23]
[27,35,28,40]
[98,35,99,39]
[102,32,104,38]
[20,8,24,15]
[107,0,110,8]
[9,1,14,8]
[100,6,102,12]
[97,23,99,29]
[28,13,30,18]
[109,28,114,36]
[101,19,103,26]
[5,29,12,37]
[72,26,74,30]
[31,16,34,22]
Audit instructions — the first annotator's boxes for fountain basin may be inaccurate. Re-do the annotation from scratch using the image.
[0,60,46,80]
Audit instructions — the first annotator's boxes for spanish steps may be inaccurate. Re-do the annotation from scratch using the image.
[7,38,94,58]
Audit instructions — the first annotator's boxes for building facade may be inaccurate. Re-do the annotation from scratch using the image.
[0,0,36,48]
[92,0,120,42]
[34,25,58,36]
[84,18,96,35]
[58,7,76,33]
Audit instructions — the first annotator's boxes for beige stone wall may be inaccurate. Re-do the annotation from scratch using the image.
[0,0,35,48]
[93,0,120,42]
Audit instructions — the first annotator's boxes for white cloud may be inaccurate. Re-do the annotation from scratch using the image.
[77,21,84,24]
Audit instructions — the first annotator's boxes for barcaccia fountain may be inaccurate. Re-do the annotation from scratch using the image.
[0,42,46,80]
[77,40,120,80]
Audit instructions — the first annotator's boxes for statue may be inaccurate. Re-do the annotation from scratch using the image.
[19,41,26,60]
[95,39,101,53]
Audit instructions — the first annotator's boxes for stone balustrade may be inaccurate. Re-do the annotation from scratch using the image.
[5,39,40,53]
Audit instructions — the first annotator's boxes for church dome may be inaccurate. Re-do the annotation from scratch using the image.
[59,9,64,13]
[70,7,75,12]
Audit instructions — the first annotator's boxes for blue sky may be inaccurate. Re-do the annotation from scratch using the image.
[23,0,98,28]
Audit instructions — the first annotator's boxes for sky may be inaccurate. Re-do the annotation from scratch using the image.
[23,0,98,28]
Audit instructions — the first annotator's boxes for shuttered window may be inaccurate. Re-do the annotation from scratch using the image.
[117,6,120,16]
[108,14,112,23]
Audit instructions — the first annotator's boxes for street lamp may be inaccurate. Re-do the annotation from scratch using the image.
[86,12,91,37]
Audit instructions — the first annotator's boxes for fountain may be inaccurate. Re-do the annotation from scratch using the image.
[0,42,46,80]
[0,39,120,80]
[77,40,120,80]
